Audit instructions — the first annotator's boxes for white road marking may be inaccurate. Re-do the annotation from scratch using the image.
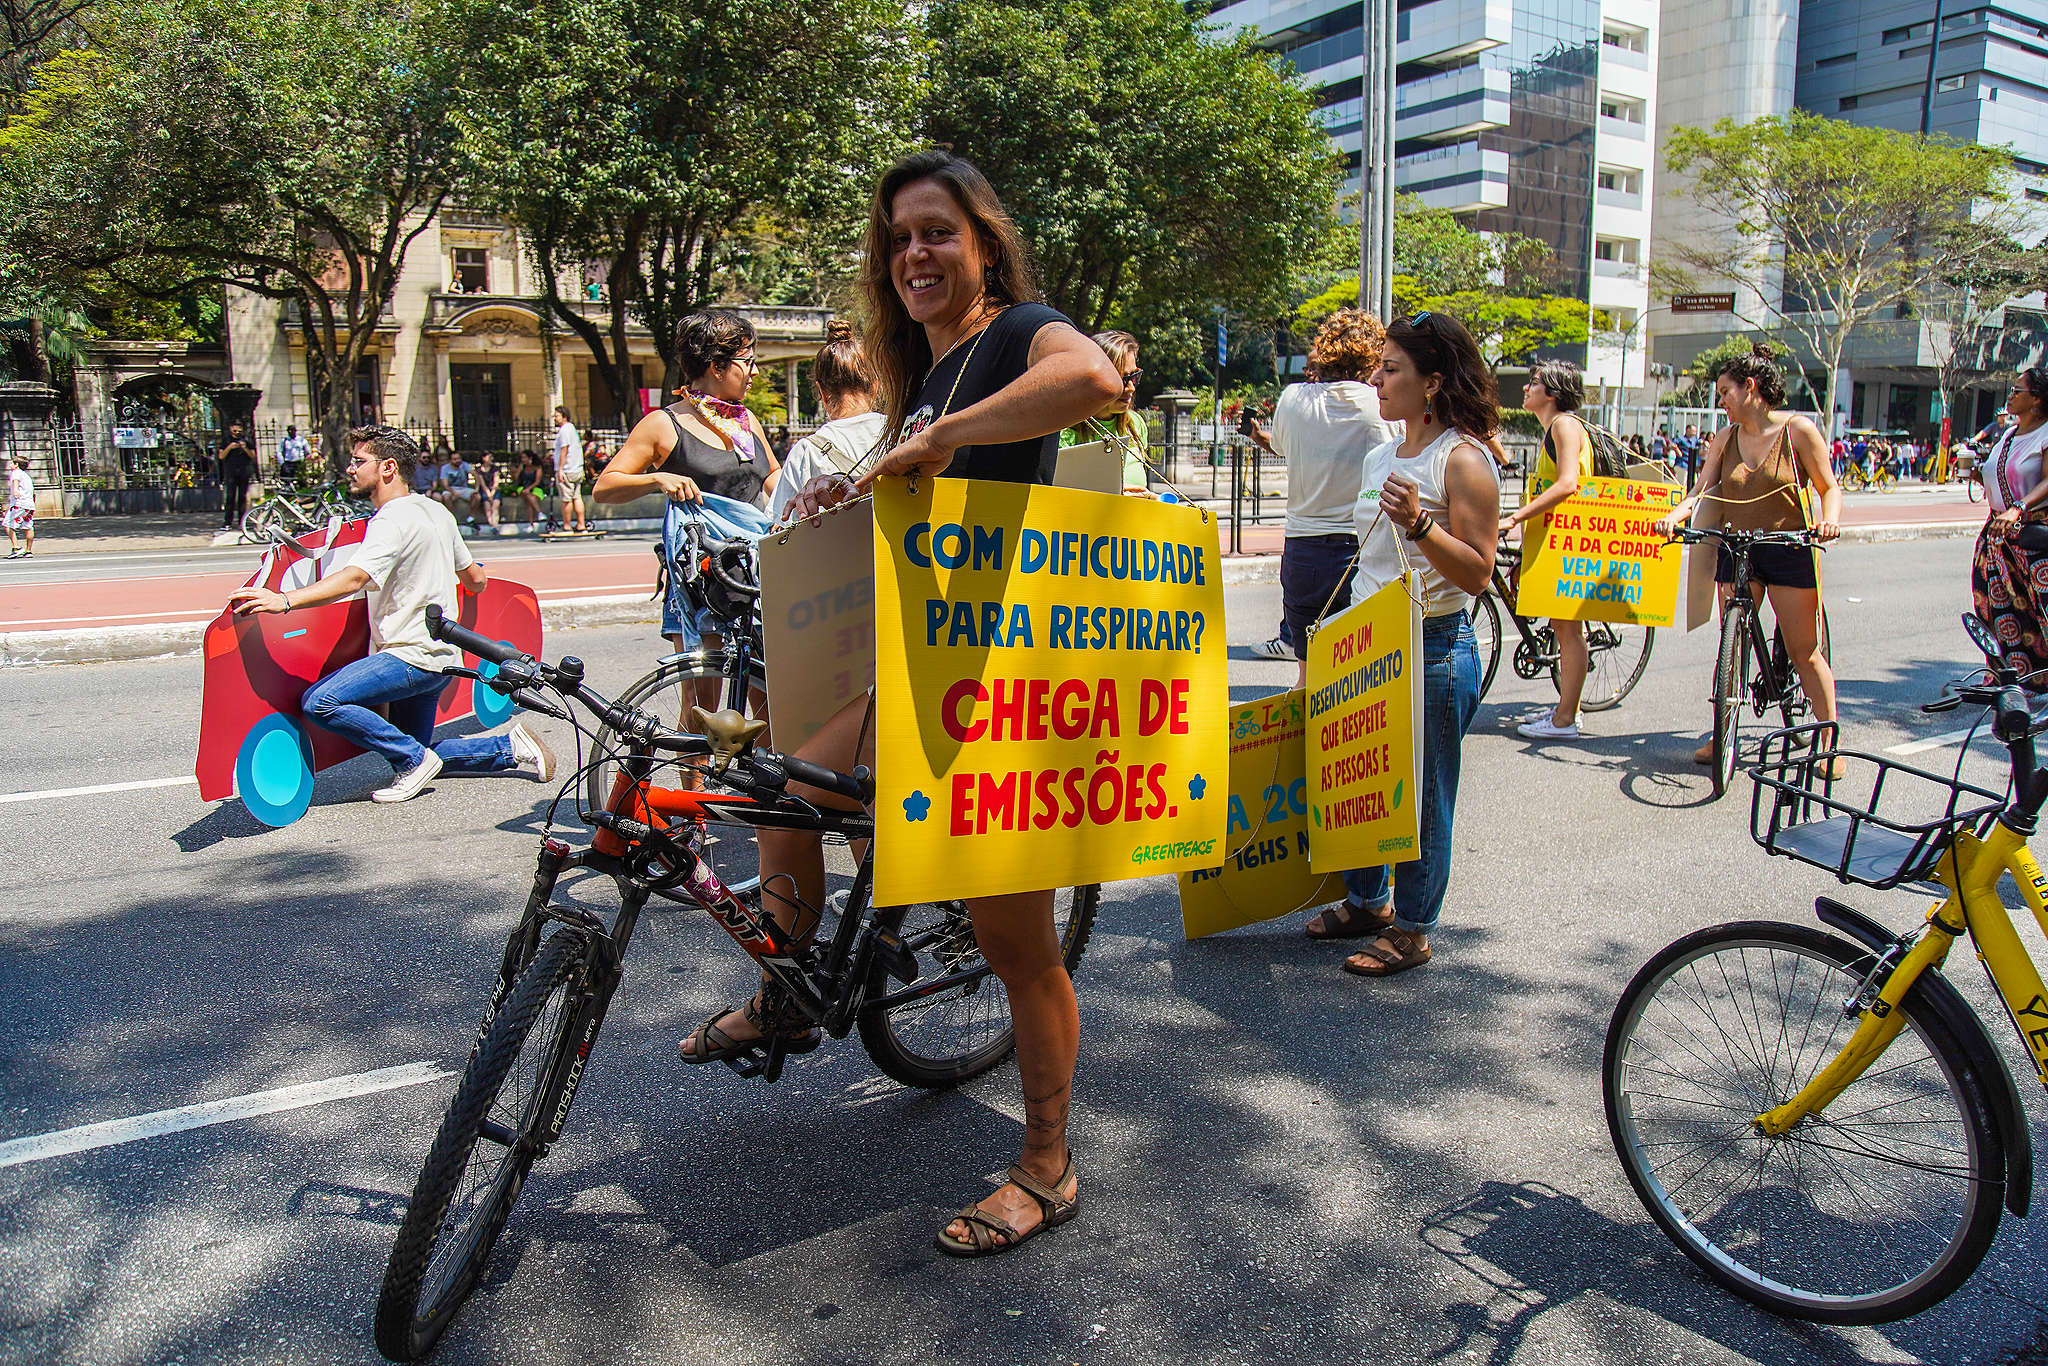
[0,1061,453,1169]
[1887,726,1981,756]
[0,775,199,804]
[4,609,219,627]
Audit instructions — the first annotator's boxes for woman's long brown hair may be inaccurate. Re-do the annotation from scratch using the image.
[858,150,1042,442]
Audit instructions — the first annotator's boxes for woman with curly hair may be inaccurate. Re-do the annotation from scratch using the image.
[1972,367,2048,685]
[1312,310,1500,974]
[1246,308,1398,672]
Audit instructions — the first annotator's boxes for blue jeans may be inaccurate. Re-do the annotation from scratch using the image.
[1279,533,1359,661]
[1340,610,1484,935]
[300,651,518,776]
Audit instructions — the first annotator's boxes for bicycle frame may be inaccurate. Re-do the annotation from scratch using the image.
[1756,822,2048,1136]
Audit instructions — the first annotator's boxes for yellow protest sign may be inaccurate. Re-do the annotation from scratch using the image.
[1304,574,1422,869]
[1515,477,1685,627]
[1177,689,1343,939]
[871,477,1229,905]
[757,504,875,745]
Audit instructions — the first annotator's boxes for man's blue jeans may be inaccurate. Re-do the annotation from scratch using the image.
[300,651,517,775]
[1340,610,1484,935]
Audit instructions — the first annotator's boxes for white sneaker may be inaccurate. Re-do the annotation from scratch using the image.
[1517,716,1581,741]
[508,721,556,783]
[1249,636,1295,660]
[372,750,443,803]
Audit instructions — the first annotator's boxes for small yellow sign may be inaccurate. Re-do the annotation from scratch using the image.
[1177,690,1344,940]
[1515,477,1685,627]
[871,477,1229,905]
[1304,574,1423,870]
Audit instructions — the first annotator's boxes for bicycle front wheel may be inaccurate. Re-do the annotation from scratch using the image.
[1578,623,1655,713]
[857,883,1100,1088]
[585,651,768,898]
[1471,591,1503,699]
[242,500,284,542]
[1710,607,1750,798]
[1604,921,2002,1324]
[376,928,590,1361]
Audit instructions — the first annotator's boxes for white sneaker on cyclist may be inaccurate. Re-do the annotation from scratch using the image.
[508,721,557,783]
[372,750,442,803]
[1517,715,1581,741]
[1249,636,1295,660]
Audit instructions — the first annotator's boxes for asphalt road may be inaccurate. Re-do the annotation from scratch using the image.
[3,537,2043,1366]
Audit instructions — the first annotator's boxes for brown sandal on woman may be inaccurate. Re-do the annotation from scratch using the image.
[679,983,821,1064]
[1343,925,1432,977]
[1304,899,1394,940]
[935,1157,1080,1258]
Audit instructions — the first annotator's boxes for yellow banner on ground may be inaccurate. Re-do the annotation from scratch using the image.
[871,477,1229,905]
[1177,690,1343,939]
[1304,574,1422,869]
[1515,477,1684,627]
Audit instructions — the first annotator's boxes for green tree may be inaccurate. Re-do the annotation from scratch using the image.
[453,0,915,417]
[922,0,1339,338]
[1910,223,2048,444]
[0,0,464,460]
[1674,335,1793,407]
[1665,110,2016,433]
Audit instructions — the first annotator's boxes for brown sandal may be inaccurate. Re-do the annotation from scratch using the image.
[1305,899,1394,940]
[679,984,820,1064]
[935,1157,1080,1258]
[1343,926,1432,977]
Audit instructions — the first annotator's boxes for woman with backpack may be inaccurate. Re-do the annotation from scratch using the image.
[768,321,886,521]
[1503,360,1594,741]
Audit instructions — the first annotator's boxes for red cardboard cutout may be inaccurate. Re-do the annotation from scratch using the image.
[194,517,543,822]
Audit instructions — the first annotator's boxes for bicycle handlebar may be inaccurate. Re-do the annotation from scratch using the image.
[1667,526,1821,549]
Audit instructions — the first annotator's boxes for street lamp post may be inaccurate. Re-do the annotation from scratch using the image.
[1358,0,1395,320]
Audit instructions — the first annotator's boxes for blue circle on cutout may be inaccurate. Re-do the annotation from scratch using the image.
[234,714,315,826]
[473,649,516,726]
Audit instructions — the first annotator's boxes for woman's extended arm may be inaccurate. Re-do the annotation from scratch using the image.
[593,409,702,505]
[1505,416,1584,530]
[858,322,1122,488]
[1656,428,1731,534]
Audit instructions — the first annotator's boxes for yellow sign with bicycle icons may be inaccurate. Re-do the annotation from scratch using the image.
[1303,573,1423,870]
[1176,689,1345,939]
[870,477,1229,905]
[1515,476,1685,628]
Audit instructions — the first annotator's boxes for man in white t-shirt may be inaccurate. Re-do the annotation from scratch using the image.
[228,425,555,804]
[277,425,311,485]
[552,404,588,532]
[5,455,34,558]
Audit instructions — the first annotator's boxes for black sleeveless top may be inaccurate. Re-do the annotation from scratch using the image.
[900,302,1070,486]
[658,408,768,505]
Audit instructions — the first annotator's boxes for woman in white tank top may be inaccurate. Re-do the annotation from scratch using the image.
[1302,311,1499,978]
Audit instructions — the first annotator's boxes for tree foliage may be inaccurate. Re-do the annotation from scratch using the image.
[453,0,916,414]
[1911,222,2048,432]
[1665,110,2017,431]
[0,0,463,456]
[922,0,1339,339]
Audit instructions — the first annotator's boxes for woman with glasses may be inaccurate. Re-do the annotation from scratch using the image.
[1973,367,2048,686]
[1060,330,1151,493]
[1325,309,1499,977]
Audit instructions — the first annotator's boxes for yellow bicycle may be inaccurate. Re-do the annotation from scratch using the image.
[1605,613,2047,1323]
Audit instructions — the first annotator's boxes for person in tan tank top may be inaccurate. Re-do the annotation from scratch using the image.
[1655,342,1841,764]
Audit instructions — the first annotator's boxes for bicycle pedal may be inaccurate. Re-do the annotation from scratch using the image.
[720,1047,769,1080]
[873,929,918,985]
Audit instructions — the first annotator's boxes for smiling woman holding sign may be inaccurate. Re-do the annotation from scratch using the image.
[752,150,1122,1257]
[1310,311,1500,978]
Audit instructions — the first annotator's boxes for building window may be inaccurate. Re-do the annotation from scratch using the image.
[1814,52,1855,71]
[1601,25,1646,53]
[2027,188,2048,202]
[1599,97,1644,124]
[1938,74,1966,92]
[1882,22,1929,43]
[453,248,490,294]
[1594,237,1639,264]
[1597,167,1640,195]
[1839,95,1859,111]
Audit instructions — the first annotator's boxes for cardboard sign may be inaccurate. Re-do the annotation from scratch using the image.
[1054,441,1120,495]
[1177,689,1344,939]
[757,503,876,746]
[1304,574,1423,869]
[870,477,1228,904]
[1515,476,1685,627]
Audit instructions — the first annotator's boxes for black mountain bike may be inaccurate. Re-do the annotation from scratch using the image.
[1471,536,1656,712]
[1669,526,1831,798]
[373,607,1099,1361]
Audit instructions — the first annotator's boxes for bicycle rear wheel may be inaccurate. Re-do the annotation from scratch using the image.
[1710,607,1750,798]
[375,928,590,1361]
[1471,591,1503,700]
[585,651,768,898]
[857,883,1100,1088]
[242,500,284,542]
[1604,921,2001,1324]
[1578,623,1655,713]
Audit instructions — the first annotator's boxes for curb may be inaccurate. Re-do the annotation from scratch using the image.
[0,522,1980,667]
